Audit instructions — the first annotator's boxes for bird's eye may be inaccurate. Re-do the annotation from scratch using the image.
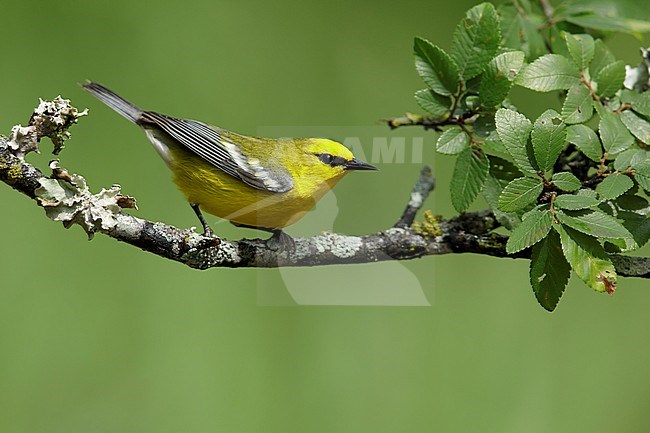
[316,153,348,167]
[318,154,334,164]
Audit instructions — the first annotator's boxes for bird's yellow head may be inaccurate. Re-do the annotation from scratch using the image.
[294,138,377,186]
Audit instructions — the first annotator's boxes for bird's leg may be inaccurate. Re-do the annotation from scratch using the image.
[191,203,215,237]
[268,229,296,252]
[233,222,295,251]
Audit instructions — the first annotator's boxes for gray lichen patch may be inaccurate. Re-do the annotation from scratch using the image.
[7,125,39,158]
[408,191,423,209]
[32,97,88,155]
[34,170,135,239]
[112,213,145,238]
[330,235,363,258]
[384,227,410,238]
[210,240,241,264]
[308,232,363,259]
[7,97,87,159]
[151,222,179,243]
[182,238,240,269]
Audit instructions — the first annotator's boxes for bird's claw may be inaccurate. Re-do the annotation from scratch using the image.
[267,230,295,252]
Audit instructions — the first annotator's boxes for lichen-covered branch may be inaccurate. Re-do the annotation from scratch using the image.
[2,97,650,277]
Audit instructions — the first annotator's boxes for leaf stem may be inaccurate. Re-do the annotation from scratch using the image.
[597,151,609,175]
[581,73,602,105]
[449,82,465,116]
[512,0,529,19]
[537,172,553,188]
[538,0,554,21]
[549,193,559,222]
[614,103,632,114]
[458,122,482,147]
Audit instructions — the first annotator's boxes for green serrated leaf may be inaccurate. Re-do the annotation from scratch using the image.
[564,33,594,69]
[414,89,451,117]
[450,3,501,80]
[414,37,460,96]
[620,110,650,145]
[561,84,594,124]
[557,209,635,243]
[613,148,638,171]
[615,194,649,211]
[530,230,571,311]
[506,209,553,253]
[576,188,598,199]
[589,39,615,78]
[474,117,511,159]
[436,127,469,155]
[519,14,547,60]
[473,115,497,138]
[618,211,650,248]
[499,5,521,50]
[593,99,607,118]
[637,174,650,191]
[631,150,650,176]
[565,13,650,34]
[599,112,635,154]
[516,54,581,92]
[465,95,480,110]
[450,148,490,212]
[552,172,581,191]
[494,108,537,174]
[566,124,603,162]
[555,193,600,210]
[484,175,521,230]
[621,89,650,117]
[479,51,525,108]
[532,109,567,172]
[595,60,625,98]
[548,25,570,58]
[516,0,534,17]
[482,136,511,160]
[596,173,634,201]
[557,225,617,294]
[498,176,543,212]
[488,155,523,182]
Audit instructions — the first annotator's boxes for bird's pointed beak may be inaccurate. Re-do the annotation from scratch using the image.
[344,158,378,171]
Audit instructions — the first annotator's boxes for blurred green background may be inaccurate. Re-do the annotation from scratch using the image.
[2,0,650,432]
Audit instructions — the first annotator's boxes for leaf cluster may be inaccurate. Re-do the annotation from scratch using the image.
[411,0,650,310]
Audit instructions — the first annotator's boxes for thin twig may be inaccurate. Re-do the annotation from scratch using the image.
[538,0,554,21]
[386,113,453,131]
[581,74,602,105]
[395,165,435,228]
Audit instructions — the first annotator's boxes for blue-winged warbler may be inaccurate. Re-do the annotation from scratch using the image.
[82,82,377,240]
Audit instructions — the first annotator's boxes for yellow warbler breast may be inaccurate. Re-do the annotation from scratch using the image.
[168,145,345,229]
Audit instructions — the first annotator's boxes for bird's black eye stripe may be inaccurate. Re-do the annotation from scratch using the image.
[319,153,333,164]
[317,153,347,167]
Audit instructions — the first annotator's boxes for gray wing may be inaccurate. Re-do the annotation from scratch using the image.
[139,111,294,193]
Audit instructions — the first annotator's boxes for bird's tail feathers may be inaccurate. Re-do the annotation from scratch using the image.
[81,81,142,123]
